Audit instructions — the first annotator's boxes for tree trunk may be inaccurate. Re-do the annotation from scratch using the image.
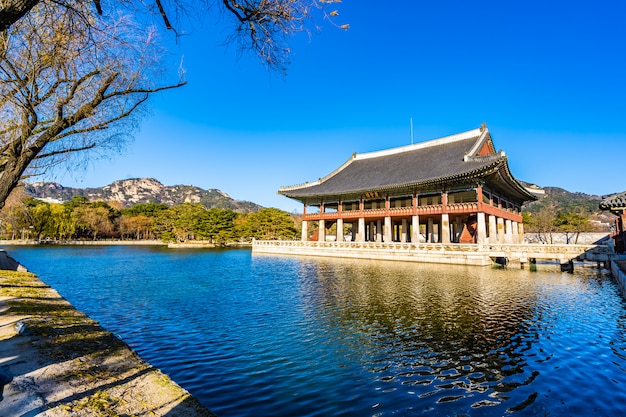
[0,0,40,31]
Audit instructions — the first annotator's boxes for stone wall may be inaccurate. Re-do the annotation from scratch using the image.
[611,260,626,297]
[524,232,609,245]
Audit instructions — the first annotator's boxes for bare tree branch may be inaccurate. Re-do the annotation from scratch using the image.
[0,1,185,208]
[34,142,96,159]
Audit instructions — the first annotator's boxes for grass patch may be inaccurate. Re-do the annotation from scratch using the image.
[72,390,128,417]
[0,271,139,363]
[0,270,215,417]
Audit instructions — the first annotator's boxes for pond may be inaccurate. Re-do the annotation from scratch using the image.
[6,245,626,416]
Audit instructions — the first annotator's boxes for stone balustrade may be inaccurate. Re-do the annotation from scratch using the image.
[252,240,612,267]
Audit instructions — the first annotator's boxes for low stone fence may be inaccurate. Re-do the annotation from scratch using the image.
[253,240,493,265]
[524,232,609,245]
[252,240,612,267]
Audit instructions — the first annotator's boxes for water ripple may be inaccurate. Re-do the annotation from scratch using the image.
[7,246,626,416]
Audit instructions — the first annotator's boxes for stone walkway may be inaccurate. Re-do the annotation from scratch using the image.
[0,271,216,416]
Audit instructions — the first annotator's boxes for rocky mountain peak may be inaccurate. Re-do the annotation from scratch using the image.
[22,178,261,213]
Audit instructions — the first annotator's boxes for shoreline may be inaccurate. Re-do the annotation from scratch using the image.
[0,239,252,249]
[0,270,216,416]
[0,239,167,246]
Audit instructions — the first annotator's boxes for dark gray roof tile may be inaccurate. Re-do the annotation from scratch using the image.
[600,191,626,211]
[280,126,536,202]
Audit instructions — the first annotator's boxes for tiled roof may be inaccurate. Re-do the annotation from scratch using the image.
[279,126,534,202]
[599,191,626,211]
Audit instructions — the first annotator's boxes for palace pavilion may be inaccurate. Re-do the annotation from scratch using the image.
[279,124,538,245]
[600,191,626,254]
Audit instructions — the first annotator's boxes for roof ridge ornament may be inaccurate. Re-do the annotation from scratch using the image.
[464,153,505,163]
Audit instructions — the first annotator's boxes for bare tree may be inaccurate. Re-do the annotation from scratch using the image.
[0,0,346,209]
[220,0,347,73]
[0,1,184,209]
[0,0,347,71]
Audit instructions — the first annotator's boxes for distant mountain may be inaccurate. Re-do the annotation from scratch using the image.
[23,178,262,213]
[521,183,613,229]
[522,184,601,213]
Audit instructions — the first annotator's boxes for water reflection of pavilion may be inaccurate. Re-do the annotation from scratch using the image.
[303,259,542,411]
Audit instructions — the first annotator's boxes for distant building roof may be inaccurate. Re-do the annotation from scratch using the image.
[599,191,626,212]
[279,125,536,203]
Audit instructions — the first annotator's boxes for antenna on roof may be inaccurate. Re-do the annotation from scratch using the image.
[410,117,414,144]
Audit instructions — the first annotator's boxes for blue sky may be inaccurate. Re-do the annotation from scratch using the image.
[49,1,626,212]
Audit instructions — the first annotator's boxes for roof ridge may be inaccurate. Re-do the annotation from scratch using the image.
[464,125,494,159]
[278,154,356,192]
[356,127,483,161]
[463,153,505,163]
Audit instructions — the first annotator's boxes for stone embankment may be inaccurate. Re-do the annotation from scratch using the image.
[0,270,215,416]
[0,239,168,246]
[611,260,626,295]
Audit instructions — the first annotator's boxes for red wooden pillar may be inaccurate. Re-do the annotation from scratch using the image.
[476,186,484,211]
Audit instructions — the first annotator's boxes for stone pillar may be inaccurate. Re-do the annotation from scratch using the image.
[411,215,419,243]
[401,219,408,242]
[454,217,463,242]
[489,215,497,243]
[441,213,451,243]
[518,222,525,243]
[384,216,392,242]
[504,219,513,243]
[427,218,434,243]
[301,220,308,241]
[337,218,344,242]
[319,219,326,242]
[357,217,365,242]
[477,212,487,244]
[511,221,519,244]
[497,217,505,243]
[376,219,382,242]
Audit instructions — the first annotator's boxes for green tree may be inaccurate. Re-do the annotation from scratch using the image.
[121,203,169,218]
[47,203,75,240]
[153,203,206,242]
[118,203,166,239]
[197,208,237,244]
[72,205,114,240]
[554,212,591,244]
[523,205,558,243]
[119,214,155,240]
[63,196,90,211]
[0,189,29,239]
[23,198,51,240]
[239,207,297,240]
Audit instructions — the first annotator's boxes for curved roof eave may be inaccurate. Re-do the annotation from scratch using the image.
[599,191,626,212]
[492,160,538,202]
[278,153,357,193]
[281,159,508,201]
